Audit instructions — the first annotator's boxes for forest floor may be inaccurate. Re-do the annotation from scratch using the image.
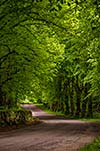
[0,104,100,151]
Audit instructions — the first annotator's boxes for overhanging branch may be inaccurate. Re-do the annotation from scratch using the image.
[0,49,18,66]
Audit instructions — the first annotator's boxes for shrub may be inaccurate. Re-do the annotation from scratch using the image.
[0,108,33,126]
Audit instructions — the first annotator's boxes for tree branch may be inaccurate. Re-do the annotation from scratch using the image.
[0,50,18,66]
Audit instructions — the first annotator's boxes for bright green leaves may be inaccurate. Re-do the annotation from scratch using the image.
[0,0,100,114]
[0,0,65,105]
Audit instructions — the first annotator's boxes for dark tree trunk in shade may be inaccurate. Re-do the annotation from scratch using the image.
[81,84,88,118]
[64,95,70,115]
[70,77,75,115]
[87,96,93,118]
[75,76,81,117]
[63,79,70,115]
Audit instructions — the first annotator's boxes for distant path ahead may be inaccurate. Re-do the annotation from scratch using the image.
[0,104,100,151]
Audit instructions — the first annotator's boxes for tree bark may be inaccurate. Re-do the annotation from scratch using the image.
[70,77,75,115]
[75,76,81,117]
[81,84,88,118]
[63,79,70,115]
[87,96,93,118]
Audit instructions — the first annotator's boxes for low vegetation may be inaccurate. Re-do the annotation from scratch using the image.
[0,107,34,127]
[35,103,100,122]
[80,138,100,151]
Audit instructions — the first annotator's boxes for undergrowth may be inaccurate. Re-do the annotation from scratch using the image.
[0,107,34,127]
[35,103,100,122]
[80,138,100,151]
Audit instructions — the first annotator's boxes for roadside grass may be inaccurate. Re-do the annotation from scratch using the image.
[80,112,100,122]
[35,104,100,151]
[26,103,100,151]
[34,103,65,116]
[34,103,100,122]
[80,118,100,122]
[80,138,100,151]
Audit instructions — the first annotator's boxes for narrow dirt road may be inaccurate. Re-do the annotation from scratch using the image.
[0,104,100,151]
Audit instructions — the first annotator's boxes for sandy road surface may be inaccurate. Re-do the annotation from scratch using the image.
[0,104,100,151]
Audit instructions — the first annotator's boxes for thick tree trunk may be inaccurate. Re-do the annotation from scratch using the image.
[54,73,63,112]
[60,102,64,112]
[0,88,5,107]
[75,76,81,117]
[64,95,69,115]
[81,84,88,118]
[63,79,69,115]
[75,92,81,116]
[70,77,75,115]
[81,100,87,118]
[87,96,93,118]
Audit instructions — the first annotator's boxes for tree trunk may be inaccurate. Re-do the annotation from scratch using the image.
[75,76,81,117]
[0,87,5,107]
[81,84,88,118]
[70,77,75,115]
[63,79,69,115]
[87,96,93,118]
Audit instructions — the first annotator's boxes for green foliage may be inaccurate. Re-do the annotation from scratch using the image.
[0,0,100,119]
[0,108,33,126]
[35,103,100,122]
[80,138,100,151]
[0,0,65,106]
[44,0,100,118]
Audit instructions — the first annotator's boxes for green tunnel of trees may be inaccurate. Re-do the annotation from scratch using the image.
[0,0,100,118]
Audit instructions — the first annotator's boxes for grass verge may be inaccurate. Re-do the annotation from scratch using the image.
[35,103,100,122]
[80,138,100,151]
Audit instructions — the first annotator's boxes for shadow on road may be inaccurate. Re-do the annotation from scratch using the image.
[0,104,100,151]
[1,104,99,138]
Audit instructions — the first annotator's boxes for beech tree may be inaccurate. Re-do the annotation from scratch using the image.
[45,0,100,117]
[0,0,100,117]
[0,0,65,107]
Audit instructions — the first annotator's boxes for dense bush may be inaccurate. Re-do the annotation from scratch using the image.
[0,108,33,126]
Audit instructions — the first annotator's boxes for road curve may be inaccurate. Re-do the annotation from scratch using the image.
[0,104,100,151]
